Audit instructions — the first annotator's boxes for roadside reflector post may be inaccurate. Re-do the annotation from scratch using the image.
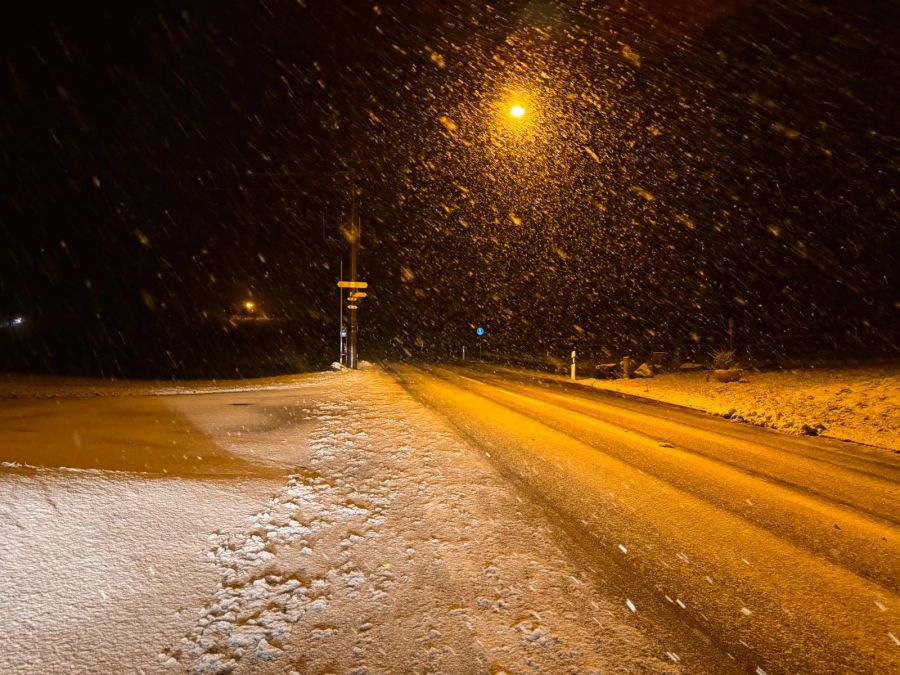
[571,350,577,381]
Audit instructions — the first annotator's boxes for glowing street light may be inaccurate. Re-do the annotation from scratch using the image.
[243,300,256,313]
[491,92,540,149]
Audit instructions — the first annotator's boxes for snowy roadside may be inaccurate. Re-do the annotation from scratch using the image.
[0,472,278,674]
[552,365,900,451]
[1,365,683,674]
[161,365,681,674]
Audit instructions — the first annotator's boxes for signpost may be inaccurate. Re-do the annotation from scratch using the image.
[347,193,363,367]
[337,282,369,366]
[476,326,485,359]
[331,183,368,369]
[338,258,344,365]
[571,350,577,381]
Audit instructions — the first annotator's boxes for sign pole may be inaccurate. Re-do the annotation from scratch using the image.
[337,282,368,369]
[348,192,359,369]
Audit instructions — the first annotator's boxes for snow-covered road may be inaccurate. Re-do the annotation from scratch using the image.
[389,362,900,675]
[1,365,683,674]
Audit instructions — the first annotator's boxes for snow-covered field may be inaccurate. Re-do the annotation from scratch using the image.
[0,365,680,674]
[0,371,321,399]
[566,364,900,451]
[1,472,277,673]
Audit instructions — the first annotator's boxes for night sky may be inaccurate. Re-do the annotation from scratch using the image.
[2,1,898,376]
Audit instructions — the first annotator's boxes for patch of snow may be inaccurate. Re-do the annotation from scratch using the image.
[1,366,683,674]
[0,472,275,673]
[574,366,900,450]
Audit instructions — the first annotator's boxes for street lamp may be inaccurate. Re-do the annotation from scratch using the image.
[492,92,538,145]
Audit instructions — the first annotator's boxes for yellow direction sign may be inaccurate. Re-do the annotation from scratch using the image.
[347,304,358,310]
[349,292,368,299]
[337,280,368,289]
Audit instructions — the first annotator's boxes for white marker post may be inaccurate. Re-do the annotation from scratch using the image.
[571,350,577,381]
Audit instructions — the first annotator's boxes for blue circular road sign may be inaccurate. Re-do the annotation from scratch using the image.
[476,327,485,336]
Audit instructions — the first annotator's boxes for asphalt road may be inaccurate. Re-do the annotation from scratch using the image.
[387,362,900,675]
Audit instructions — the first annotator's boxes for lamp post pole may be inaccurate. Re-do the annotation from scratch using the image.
[339,258,344,365]
[348,192,360,369]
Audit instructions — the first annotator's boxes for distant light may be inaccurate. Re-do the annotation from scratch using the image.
[244,301,256,312]
[509,105,526,118]
[12,316,24,325]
